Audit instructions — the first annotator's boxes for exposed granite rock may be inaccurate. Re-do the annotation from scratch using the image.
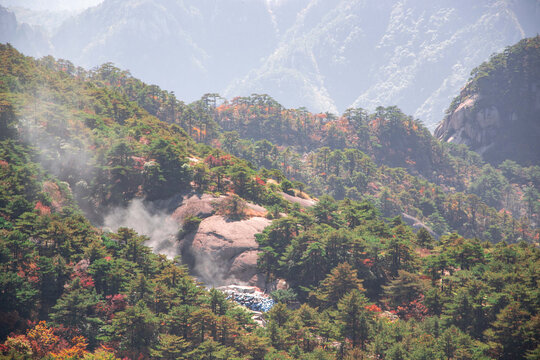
[171,193,222,222]
[435,37,540,166]
[179,215,271,288]
[279,192,317,208]
[434,95,502,155]
[401,213,438,239]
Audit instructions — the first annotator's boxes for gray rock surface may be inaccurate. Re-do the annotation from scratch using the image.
[434,95,503,154]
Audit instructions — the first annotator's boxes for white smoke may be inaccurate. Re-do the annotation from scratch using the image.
[103,199,181,259]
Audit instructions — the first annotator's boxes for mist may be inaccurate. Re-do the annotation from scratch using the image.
[16,84,182,259]
[103,199,181,259]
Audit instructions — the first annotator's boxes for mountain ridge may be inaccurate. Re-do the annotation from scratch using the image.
[1,0,539,128]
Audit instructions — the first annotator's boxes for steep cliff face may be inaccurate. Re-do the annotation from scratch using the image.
[435,36,540,166]
[0,5,51,56]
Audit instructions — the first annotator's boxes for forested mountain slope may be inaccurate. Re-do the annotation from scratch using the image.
[80,56,539,243]
[2,0,539,128]
[0,44,539,359]
[435,36,540,166]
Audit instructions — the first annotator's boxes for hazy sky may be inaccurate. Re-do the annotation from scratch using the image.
[0,0,103,12]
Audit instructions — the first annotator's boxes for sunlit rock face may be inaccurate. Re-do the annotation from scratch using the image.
[3,0,539,129]
[181,215,270,287]
[435,95,503,154]
[172,193,271,288]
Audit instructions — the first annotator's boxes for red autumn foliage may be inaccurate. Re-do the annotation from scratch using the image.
[365,304,382,312]
[34,201,51,215]
[361,258,373,267]
[106,294,128,313]
[394,295,428,321]
[17,262,40,283]
[70,260,95,288]
[131,156,146,170]
[255,176,265,186]
[204,154,232,168]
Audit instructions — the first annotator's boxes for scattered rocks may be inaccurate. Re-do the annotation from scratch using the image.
[218,285,275,313]
[401,213,438,238]
[279,192,317,207]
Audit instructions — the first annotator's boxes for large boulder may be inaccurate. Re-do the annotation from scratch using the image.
[171,193,272,287]
[180,215,271,287]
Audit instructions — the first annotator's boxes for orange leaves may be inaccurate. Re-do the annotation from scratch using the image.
[255,176,266,186]
[27,321,59,357]
[361,258,373,267]
[370,117,381,130]
[405,159,416,165]
[17,262,40,283]
[3,335,33,357]
[51,336,88,359]
[365,304,382,312]
[2,322,108,359]
[138,136,149,145]
[34,201,51,216]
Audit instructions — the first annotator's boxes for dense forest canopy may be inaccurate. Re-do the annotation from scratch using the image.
[46,48,538,243]
[0,40,539,360]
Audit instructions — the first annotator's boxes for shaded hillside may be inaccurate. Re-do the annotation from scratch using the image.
[435,36,540,166]
[0,5,51,56]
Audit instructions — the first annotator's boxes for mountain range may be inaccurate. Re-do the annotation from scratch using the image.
[1,0,539,129]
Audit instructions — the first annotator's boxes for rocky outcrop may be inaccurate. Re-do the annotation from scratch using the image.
[172,193,272,288]
[401,213,438,239]
[171,193,222,221]
[279,192,316,208]
[434,94,502,155]
[179,215,271,288]
[0,6,51,57]
[435,36,540,166]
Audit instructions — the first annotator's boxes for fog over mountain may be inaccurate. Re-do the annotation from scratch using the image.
[1,0,539,129]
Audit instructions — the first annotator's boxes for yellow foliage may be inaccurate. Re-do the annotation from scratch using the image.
[27,321,59,350]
